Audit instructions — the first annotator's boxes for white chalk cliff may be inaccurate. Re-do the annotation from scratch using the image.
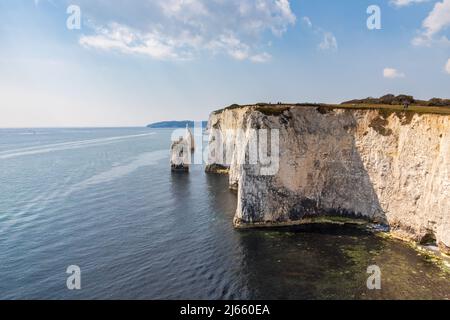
[206,105,450,254]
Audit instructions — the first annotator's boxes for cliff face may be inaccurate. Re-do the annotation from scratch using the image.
[206,105,450,253]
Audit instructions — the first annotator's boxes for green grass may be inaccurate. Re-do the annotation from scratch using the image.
[337,103,450,115]
[255,105,290,116]
[213,103,450,116]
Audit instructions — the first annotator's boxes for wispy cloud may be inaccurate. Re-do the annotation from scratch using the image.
[383,67,406,78]
[319,32,338,51]
[250,52,272,63]
[301,16,338,51]
[390,0,430,8]
[77,0,296,62]
[412,0,450,46]
[80,23,193,61]
[446,58,450,73]
[301,16,313,28]
[33,0,57,7]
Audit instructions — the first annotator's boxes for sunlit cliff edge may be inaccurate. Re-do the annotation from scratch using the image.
[205,102,450,255]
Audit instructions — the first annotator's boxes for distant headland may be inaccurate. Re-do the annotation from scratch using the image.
[147,121,208,129]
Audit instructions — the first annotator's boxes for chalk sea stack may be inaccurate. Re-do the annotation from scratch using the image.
[170,125,195,172]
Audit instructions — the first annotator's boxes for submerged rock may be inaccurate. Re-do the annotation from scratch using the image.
[205,164,230,174]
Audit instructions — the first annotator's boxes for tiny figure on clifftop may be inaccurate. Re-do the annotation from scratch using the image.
[403,100,410,111]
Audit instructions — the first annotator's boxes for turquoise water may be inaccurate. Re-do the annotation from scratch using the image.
[0,128,448,299]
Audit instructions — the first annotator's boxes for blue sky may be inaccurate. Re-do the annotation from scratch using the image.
[0,0,449,127]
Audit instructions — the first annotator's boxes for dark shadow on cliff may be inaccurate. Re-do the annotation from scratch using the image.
[313,110,386,224]
[205,173,238,221]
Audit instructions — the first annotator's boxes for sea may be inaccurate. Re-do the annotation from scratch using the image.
[0,128,448,299]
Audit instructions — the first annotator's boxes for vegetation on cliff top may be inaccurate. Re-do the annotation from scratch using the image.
[213,102,327,115]
[212,95,450,116]
[341,94,450,107]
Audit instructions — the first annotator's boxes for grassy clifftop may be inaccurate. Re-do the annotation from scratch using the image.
[213,103,450,116]
[213,96,450,116]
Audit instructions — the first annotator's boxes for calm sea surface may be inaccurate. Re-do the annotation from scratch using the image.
[0,128,448,299]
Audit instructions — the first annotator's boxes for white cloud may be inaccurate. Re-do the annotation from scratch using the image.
[383,68,406,78]
[159,0,209,18]
[319,32,338,51]
[34,0,55,6]
[207,32,251,61]
[250,52,272,63]
[412,0,450,46]
[446,58,450,73]
[80,23,188,60]
[390,0,429,7]
[301,16,338,51]
[302,16,313,28]
[77,0,296,62]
